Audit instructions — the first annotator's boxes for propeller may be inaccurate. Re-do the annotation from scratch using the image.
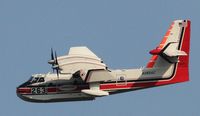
[49,48,60,78]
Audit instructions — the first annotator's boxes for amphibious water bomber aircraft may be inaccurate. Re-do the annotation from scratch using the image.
[17,20,190,103]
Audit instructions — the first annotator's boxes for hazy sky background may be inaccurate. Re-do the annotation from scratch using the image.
[1,0,199,116]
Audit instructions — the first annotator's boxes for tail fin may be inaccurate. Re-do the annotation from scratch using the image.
[146,20,190,84]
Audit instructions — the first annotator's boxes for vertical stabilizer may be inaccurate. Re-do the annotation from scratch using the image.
[146,20,190,85]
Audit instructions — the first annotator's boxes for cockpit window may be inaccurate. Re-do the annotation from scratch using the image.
[31,77,39,83]
[38,77,45,82]
[29,77,45,84]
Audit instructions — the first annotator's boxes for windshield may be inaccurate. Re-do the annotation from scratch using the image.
[29,76,45,84]
[18,76,45,88]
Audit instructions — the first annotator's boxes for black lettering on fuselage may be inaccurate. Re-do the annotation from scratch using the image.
[142,71,156,75]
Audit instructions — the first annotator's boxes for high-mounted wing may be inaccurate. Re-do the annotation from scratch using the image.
[49,47,107,77]
[68,46,99,58]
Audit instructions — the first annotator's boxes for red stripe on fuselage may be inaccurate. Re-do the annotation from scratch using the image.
[17,88,31,94]
[47,87,58,93]
[100,82,158,90]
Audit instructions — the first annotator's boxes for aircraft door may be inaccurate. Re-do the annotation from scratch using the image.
[116,74,127,86]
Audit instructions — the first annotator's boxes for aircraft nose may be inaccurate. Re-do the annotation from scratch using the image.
[16,87,32,102]
[16,81,32,96]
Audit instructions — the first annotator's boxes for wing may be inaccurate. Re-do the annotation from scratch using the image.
[54,46,107,74]
[68,46,99,58]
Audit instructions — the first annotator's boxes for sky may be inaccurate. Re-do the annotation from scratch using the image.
[0,0,200,116]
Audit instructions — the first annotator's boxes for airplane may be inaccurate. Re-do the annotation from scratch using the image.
[17,19,190,103]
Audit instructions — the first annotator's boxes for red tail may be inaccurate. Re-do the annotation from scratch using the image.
[156,20,190,85]
[172,20,190,83]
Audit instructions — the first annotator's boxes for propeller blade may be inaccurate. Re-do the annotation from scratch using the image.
[56,68,59,78]
[50,48,55,72]
[54,51,59,79]
[51,48,54,61]
[55,51,59,65]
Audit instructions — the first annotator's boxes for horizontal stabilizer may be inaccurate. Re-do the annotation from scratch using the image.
[149,48,162,55]
[164,50,187,57]
[81,89,109,96]
[163,42,187,57]
[149,42,187,63]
